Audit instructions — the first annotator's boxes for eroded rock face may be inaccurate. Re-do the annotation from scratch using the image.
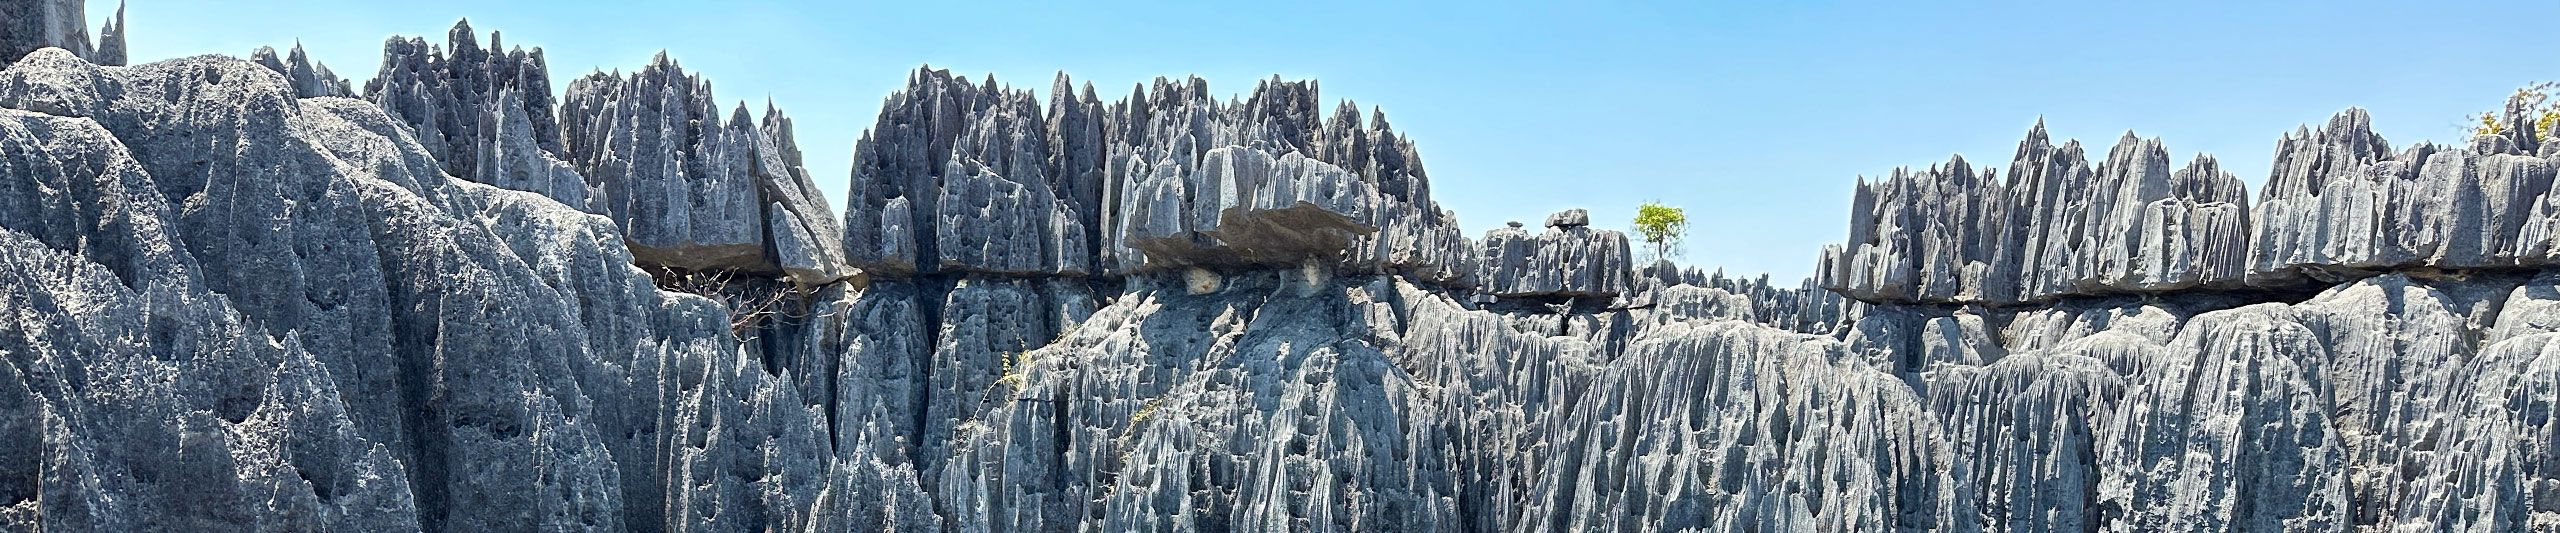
[1479,211,1635,301]
[365,21,559,186]
[845,68,1474,282]
[1524,320,1960,532]
[1,0,118,66]
[24,2,2560,530]
[1822,125,2252,305]
[557,53,762,272]
[252,44,352,99]
[0,47,926,533]
[1826,106,2560,309]
[363,21,851,286]
[557,54,855,284]
[935,271,1463,531]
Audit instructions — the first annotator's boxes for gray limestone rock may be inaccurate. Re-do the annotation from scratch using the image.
[558,53,761,271]
[1478,209,1634,300]
[0,0,111,65]
[1543,208,1587,228]
[935,270,1462,532]
[85,1,116,66]
[754,107,857,285]
[1823,124,2252,305]
[473,88,589,211]
[365,20,559,186]
[844,67,1091,276]
[559,52,851,284]
[0,46,905,532]
[1928,349,2120,532]
[1820,105,2560,309]
[847,69,1472,283]
[2097,304,2348,532]
[1522,319,1960,532]
[34,4,2560,531]
[250,44,352,98]
[2251,109,2560,286]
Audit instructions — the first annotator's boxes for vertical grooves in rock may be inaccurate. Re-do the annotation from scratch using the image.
[17,4,2560,530]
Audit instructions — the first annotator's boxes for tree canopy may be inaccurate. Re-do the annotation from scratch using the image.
[1633,202,1688,263]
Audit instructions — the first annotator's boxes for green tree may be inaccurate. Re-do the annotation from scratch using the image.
[1633,202,1688,263]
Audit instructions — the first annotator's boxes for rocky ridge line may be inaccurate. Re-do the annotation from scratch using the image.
[1823,105,2559,307]
[10,2,2560,531]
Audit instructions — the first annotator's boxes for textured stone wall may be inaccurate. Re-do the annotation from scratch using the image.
[1824,108,2560,307]
[14,2,2560,531]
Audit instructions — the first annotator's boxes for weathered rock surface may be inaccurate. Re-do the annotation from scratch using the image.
[845,69,1474,282]
[362,21,852,285]
[365,21,559,186]
[558,53,854,284]
[1822,124,2252,305]
[251,44,351,98]
[1826,104,2560,309]
[0,0,117,66]
[936,270,1462,531]
[0,46,924,532]
[1478,210,1635,300]
[557,54,760,270]
[21,2,2560,531]
[1522,319,1959,532]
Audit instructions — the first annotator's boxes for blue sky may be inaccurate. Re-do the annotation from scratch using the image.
[114,0,2560,282]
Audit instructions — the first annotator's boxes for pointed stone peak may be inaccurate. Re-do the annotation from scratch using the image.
[2501,93,2543,152]
[2015,118,2054,161]
[94,0,125,66]
[448,18,483,57]
[1922,155,1976,184]
[2184,153,2220,171]
[2053,138,2087,161]
[2171,152,2246,204]
[2313,107,2385,147]
[2324,107,2372,133]
[1331,100,1362,125]
[2104,131,2169,163]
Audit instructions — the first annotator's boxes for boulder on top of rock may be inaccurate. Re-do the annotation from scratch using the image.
[1545,208,1588,228]
[1119,147,1383,270]
[1479,209,1634,300]
[845,68,1473,281]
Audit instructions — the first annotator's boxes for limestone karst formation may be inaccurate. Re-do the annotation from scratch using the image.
[5,2,2560,532]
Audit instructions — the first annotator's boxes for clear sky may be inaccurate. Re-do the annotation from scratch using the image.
[110,0,2560,282]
